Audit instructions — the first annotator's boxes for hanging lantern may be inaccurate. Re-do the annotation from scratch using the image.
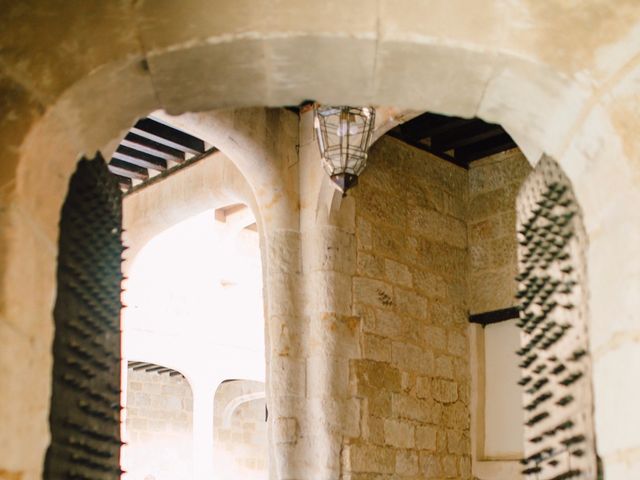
[313,105,376,193]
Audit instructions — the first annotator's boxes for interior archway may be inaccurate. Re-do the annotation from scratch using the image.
[2,5,640,478]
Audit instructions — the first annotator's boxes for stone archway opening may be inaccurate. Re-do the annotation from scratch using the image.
[44,102,604,480]
[120,142,267,479]
[213,379,268,480]
[122,362,194,480]
[4,8,640,479]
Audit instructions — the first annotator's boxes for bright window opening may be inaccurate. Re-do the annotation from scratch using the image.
[121,206,265,479]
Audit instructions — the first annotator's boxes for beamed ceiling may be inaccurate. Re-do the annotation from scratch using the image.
[387,112,517,168]
[109,116,215,192]
[110,110,518,192]
[128,361,185,378]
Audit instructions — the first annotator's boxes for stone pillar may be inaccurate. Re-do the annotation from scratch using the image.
[192,382,216,480]
[264,228,307,479]
[286,109,362,479]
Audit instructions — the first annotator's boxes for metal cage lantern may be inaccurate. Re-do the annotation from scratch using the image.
[314,105,376,193]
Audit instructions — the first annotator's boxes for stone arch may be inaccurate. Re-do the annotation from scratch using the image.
[122,175,268,478]
[123,361,195,480]
[120,150,268,388]
[213,379,268,479]
[1,4,640,478]
[122,150,262,270]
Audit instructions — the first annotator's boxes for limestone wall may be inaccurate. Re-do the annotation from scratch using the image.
[343,136,471,478]
[213,380,267,480]
[468,149,532,314]
[467,150,532,478]
[123,368,194,480]
[3,4,640,479]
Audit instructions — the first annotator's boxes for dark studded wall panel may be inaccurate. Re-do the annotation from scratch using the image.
[44,155,123,479]
[516,156,597,480]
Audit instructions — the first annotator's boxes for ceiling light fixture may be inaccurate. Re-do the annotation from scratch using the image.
[313,105,376,194]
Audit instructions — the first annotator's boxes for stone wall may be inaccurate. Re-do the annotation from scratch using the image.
[468,149,532,314]
[213,380,267,479]
[123,367,193,480]
[467,150,532,478]
[343,136,471,479]
[4,5,640,479]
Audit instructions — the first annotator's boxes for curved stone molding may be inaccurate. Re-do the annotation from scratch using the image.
[222,391,267,428]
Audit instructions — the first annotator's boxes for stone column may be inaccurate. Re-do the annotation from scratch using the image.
[287,109,362,478]
[192,381,217,480]
[264,227,307,479]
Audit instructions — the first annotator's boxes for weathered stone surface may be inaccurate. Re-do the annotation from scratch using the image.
[362,333,392,363]
[384,258,413,287]
[353,277,395,310]
[357,251,385,279]
[408,206,467,249]
[415,425,437,451]
[468,151,531,314]
[6,5,640,479]
[392,393,441,425]
[351,360,402,394]
[432,379,458,404]
[435,355,454,379]
[415,376,431,400]
[384,419,415,448]
[442,402,470,430]
[394,287,428,320]
[423,325,447,351]
[344,138,471,478]
[442,454,458,477]
[419,452,441,479]
[446,429,469,455]
[447,330,467,357]
[343,444,395,474]
[392,342,434,375]
[395,449,419,476]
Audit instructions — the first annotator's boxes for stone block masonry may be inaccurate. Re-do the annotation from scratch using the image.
[468,150,532,314]
[343,136,472,479]
[213,380,268,480]
[123,368,193,480]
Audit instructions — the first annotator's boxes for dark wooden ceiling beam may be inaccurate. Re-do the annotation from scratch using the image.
[114,174,132,190]
[128,361,181,376]
[388,111,518,168]
[132,363,152,371]
[398,115,445,139]
[120,132,186,162]
[431,120,504,152]
[455,133,517,163]
[108,159,149,181]
[401,114,471,141]
[132,118,205,155]
[113,145,168,171]
[144,366,165,373]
